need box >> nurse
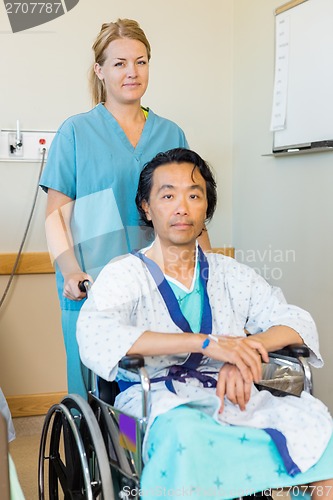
[40,19,210,398]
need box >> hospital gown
[77,248,333,497]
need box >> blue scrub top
[40,104,189,310]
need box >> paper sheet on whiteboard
[270,16,290,131]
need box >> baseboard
[0,252,54,275]
[6,392,67,418]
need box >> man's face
[142,162,208,249]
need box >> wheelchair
[38,344,312,500]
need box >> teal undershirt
[166,262,204,333]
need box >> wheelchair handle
[78,280,91,294]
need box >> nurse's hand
[216,363,253,413]
[63,272,93,301]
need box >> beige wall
[0,274,66,394]
[0,0,233,397]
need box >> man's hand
[63,273,93,301]
[201,335,268,386]
[216,363,253,413]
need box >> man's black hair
[135,148,217,228]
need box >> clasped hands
[201,335,269,413]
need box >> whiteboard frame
[275,0,308,16]
[272,0,333,153]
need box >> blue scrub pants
[61,309,88,399]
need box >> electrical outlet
[0,130,56,161]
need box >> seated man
[77,148,333,499]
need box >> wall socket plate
[0,130,56,161]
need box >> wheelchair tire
[38,394,114,499]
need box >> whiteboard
[272,0,333,150]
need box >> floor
[9,416,44,500]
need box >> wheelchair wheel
[38,394,114,499]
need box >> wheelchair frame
[38,345,312,500]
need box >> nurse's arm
[45,188,92,300]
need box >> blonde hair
[89,19,151,106]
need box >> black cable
[0,148,47,310]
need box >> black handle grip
[273,343,310,358]
[78,280,90,293]
[119,354,145,370]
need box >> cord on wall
[0,148,47,310]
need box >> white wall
[0,0,233,395]
[233,0,333,411]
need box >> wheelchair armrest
[272,343,310,359]
[119,354,151,421]
[119,354,145,370]
[95,355,151,420]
